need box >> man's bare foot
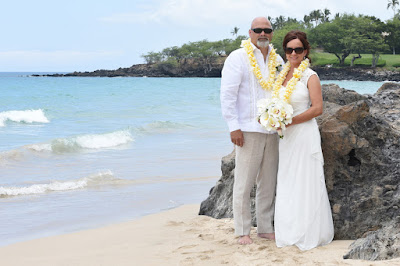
[257,233,275,240]
[238,235,253,245]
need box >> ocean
[0,72,385,246]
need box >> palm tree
[309,10,323,27]
[275,15,286,30]
[322,8,331,22]
[387,0,400,18]
[231,27,240,38]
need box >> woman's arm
[288,74,323,126]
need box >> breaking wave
[27,129,134,153]
[0,170,125,197]
[0,109,49,127]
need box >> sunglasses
[285,47,305,54]
[252,28,273,34]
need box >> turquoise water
[0,73,384,246]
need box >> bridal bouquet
[256,97,293,138]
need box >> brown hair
[282,30,311,61]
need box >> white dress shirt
[220,43,284,133]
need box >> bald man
[220,17,284,244]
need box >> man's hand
[230,129,244,147]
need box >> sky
[0,0,395,72]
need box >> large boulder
[343,217,400,261]
[318,84,400,240]
[198,151,236,219]
[199,82,400,260]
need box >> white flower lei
[241,39,279,91]
[272,58,310,103]
[257,58,310,138]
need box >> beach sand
[1,204,399,266]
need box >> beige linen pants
[233,132,279,236]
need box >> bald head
[251,17,271,29]
[249,17,273,49]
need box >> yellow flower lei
[241,39,278,91]
[272,58,310,103]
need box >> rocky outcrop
[317,84,400,240]
[35,61,224,78]
[199,82,400,260]
[314,67,400,81]
[368,82,400,130]
[343,218,400,261]
[35,63,400,81]
[198,151,236,219]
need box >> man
[220,17,284,245]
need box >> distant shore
[33,64,400,81]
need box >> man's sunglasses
[252,28,273,34]
[285,47,305,54]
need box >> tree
[162,46,182,63]
[384,18,400,54]
[310,15,354,65]
[273,15,286,30]
[231,27,240,38]
[387,0,400,18]
[311,14,389,67]
[303,15,312,28]
[141,51,163,64]
[322,8,331,22]
[224,35,247,55]
[357,15,389,67]
[309,9,323,27]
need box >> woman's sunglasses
[252,28,273,34]
[285,47,305,54]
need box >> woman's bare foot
[238,235,253,244]
[257,233,275,240]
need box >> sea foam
[0,109,49,127]
[27,129,134,153]
[0,170,120,197]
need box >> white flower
[268,105,281,118]
[259,112,270,128]
[256,98,271,116]
[256,97,294,138]
[267,116,281,130]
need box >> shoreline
[1,204,399,265]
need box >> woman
[273,30,334,250]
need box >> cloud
[99,0,291,27]
[100,0,392,27]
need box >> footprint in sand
[166,220,185,226]
[175,244,198,250]
[184,228,199,233]
[198,254,211,260]
[258,245,268,251]
[181,249,215,255]
[198,233,214,240]
[218,239,230,245]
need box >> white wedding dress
[274,68,334,250]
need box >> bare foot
[257,233,275,240]
[238,235,253,245]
